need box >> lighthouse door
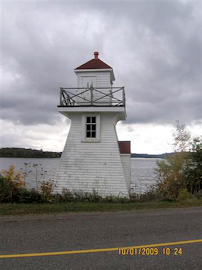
[80,76,97,104]
[82,76,96,88]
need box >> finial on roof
[94,52,99,59]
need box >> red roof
[75,52,112,70]
[118,141,131,154]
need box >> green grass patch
[0,198,202,216]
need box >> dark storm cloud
[1,0,201,126]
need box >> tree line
[0,148,62,158]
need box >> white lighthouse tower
[55,52,131,197]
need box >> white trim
[58,107,125,113]
[74,69,113,73]
[81,114,100,142]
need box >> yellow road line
[0,239,201,259]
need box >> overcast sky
[1,0,201,154]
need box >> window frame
[82,114,100,142]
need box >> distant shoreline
[131,153,170,159]
[0,148,61,158]
[0,147,171,159]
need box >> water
[0,158,60,190]
[131,158,158,194]
[0,157,160,194]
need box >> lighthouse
[55,52,131,197]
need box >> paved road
[0,207,201,270]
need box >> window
[82,114,100,142]
[86,116,96,138]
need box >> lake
[0,157,160,194]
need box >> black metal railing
[59,87,125,107]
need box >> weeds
[1,164,201,205]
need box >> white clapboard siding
[77,72,111,88]
[120,154,131,193]
[55,112,129,197]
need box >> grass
[0,198,202,216]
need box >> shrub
[0,165,27,203]
[40,180,54,203]
[16,188,42,203]
[1,164,25,188]
[0,174,16,202]
[178,189,191,200]
[61,188,75,202]
[184,138,202,194]
[154,152,189,199]
[154,122,202,200]
[193,190,202,199]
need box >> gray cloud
[1,0,201,127]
